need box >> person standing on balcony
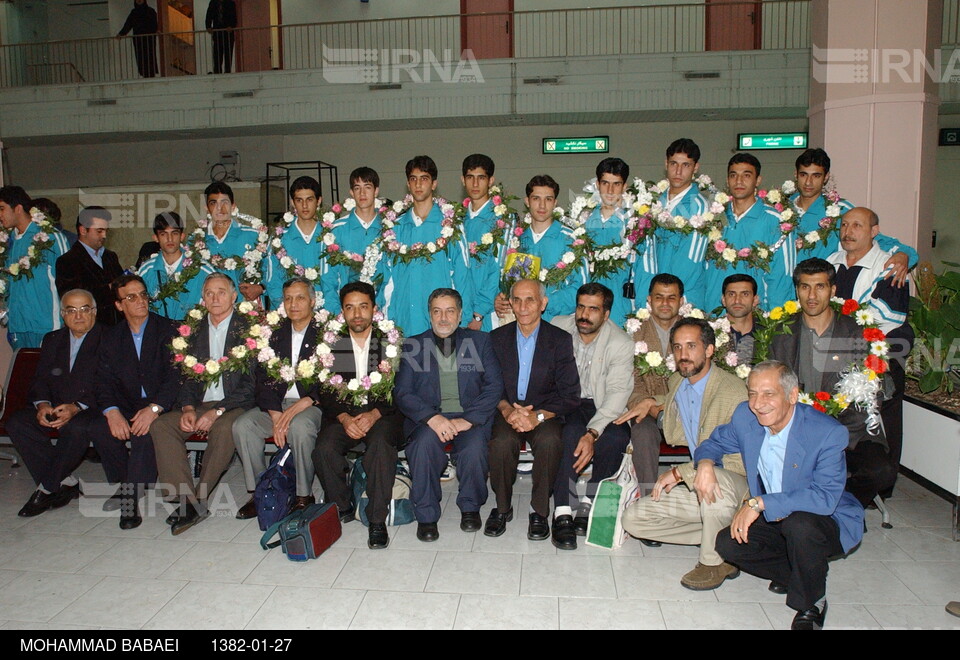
[206,0,238,75]
[117,0,158,79]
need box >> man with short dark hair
[721,274,760,366]
[698,361,865,630]
[150,272,256,535]
[0,185,70,349]
[313,281,405,550]
[9,289,102,517]
[395,287,503,542]
[550,283,633,549]
[377,156,474,336]
[770,258,896,507]
[620,317,748,590]
[201,181,265,302]
[461,154,508,331]
[234,277,325,519]
[92,274,179,529]
[56,206,125,327]
[322,167,385,315]
[264,177,325,310]
[139,212,215,320]
[487,279,580,540]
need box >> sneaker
[440,459,456,482]
[680,562,740,591]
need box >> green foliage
[908,262,960,394]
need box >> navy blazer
[394,328,503,438]
[54,241,124,327]
[317,333,397,419]
[694,400,865,553]
[95,313,180,417]
[255,319,323,412]
[490,320,580,417]
[177,311,256,411]
[27,324,105,410]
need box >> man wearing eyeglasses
[9,289,104,517]
[89,275,180,529]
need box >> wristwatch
[215,407,225,417]
[473,313,483,322]
[536,412,546,424]
[747,497,762,513]
[150,404,162,414]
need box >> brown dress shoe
[291,495,316,512]
[235,497,257,520]
[680,562,741,591]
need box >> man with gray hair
[233,277,325,520]
[395,287,503,542]
[10,289,103,517]
[694,360,864,630]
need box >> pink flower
[758,190,767,199]
[332,203,342,214]
[493,195,502,205]
[513,227,524,237]
[462,198,471,207]
[555,261,566,269]
[572,239,585,246]
[713,240,727,252]
[738,247,752,258]
[774,203,784,212]
[379,360,392,373]
[361,375,372,389]
[192,364,205,374]
[174,354,185,363]
[327,244,340,252]
[245,338,257,350]
[351,254,364,263]
[780,223,793,232]
[330,374,343,386]
[819,218,834,229]
[496,220,506,228]
[469,243,478,254]
[178,325,191,337]
[219,356,229,363]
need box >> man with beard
[620,318,748,590]
[720,274,760,365]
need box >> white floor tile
[143,581,275,629]
[243,546,354,588]
[559,598,665,630]
[611,556,719,601]
[883,560,960,606]
[426,551,521,596]
[760,602,882,630]
[520,554,617,599]
[660,601,773,630]
[866,604,960,630]
[246,587,365,630]
[0,572,103,622]
[158,541,269,583]
[455,595,558,630]
[826,560,923,605]
[332,549,436,592]
[49,576,186,628]
[0,534,118,573]
[78,538,194,579]
[350,591,460,630]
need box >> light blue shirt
[677,365,711,452]
[80,241,105,268]
[758,409,796,495]
[131,316,148,398]
[68,332,86,372]
[204,311,233,402]
[516,322,540,402]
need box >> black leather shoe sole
[527,514,550,541]
[368,524,389,549]
[639,538,662,548]
[483,508,514,537]
[460,512,482,532]
[416,523,439,542]
[791,602,827,630]
[171,509,210,536]
[119,514,143,530]
[551,516,577,550]
[769,581,788,595]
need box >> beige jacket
[626,318,672,409]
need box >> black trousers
[211,31,235,73]
[312,413,401,525]
[716,511,844,612]
[846,440,897,507]
[88,413,158,491]
[489,415,563,517]
[554,399,630,509]
[629,415,664,497]
[879,358,906,495]
[132,34,157,78]
[8,407,96,492]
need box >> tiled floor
[0,456,958,630]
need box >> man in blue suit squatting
[692,360,864,631]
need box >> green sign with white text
[737,133,808,150]
[543,137,610,154]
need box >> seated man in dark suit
[395,287,503,543]
[696,361,865,630]
[234,276,325,519]
[55,206,124,327]
[770,258,896,506]
[313,281,405,550]
[487,279,580,541]
[151,272,256,535]
[10,289,103,517]
[91,275,179,529]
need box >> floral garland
[186,210,270,283]
[506,208,590,288]
[704,187,801,272]
[754,297,889,431]
[170,301,263,385]
[793,184,847,252]
[317,198,385,283]
[0,208,60,298]
[454,184,517,261]
[380,196,462,265]
[569,179,655,282]
[314,310,403,407]
[624,304,750,380]
[635,174,727,237]
[271,210,324,285]
[151,251,207,304]
[253,308,327,387]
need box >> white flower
[347,378,360,391]
[674,217,687,229]
[736,364,752,380]
[782,180,797,194]
[766,190,782,204]
[635,308,651,321]
[707,228,723,243]
[323,233,335,246]
[714,192,730,205]
[223,258,237,271]
[715,331,729,347]
[646,351,663,367]
[625,319,641,335]
[855,309,875,325]
[322,212,336,224]
[804,231,821,244]
[304,267,319,280]
[369,372,383,385]
[283,212,295,223]
[561,252,575,265]
[634,340,648,354]
[343,198,357,211]
[392,201,405,213]
[280,256,293,268]
[385,345,398,358]
[266,311,281,325]
[316,343,331,355]
[688,309,705,319]
[538,270,547,282]
[440,226,454,238]
[172,337,187,351]
[318,369,330,382]
[724,351,738,367]
[268,357,281,369]
[296,360,316,378]
[826,205,841,218]
[426,242,437,253]
[205,359,221,375]
[722,248,737,263]
[184,356,198,368]
[257,347,276,363]
[279,364,295,382]
[780,211,793,222]
[656,180,670,193]
[481,233,494,245]
[27,246,36,257]
[494,204,507,216]
[231,346,248,358]
[200,249,211,260]
[189,309,203,320]
[758,247,769,259]
[399,245,408,255]
[798,392,814,405]
[870,341,889,357]
[272,238,283,249]
[238,301,254,314]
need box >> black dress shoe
[416,522,439,542]
[769,581,789,595]
[119,498,142,530]
[102,486,126,512]
[338,505,356,525]
[460,511,482,532]
[639,538,662,548]
[58,483,83,503]
[573,502,591,536]
[791,602,827,630]
[164,501,183,526]
[483,508,513,537]
[235,497,257,520]
[551,515,578,550]
[368,523,389,549]
[18,489,61,517]
[527,512,550,541]
[170,503,210,536]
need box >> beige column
[809,0,942,261]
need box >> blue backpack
[254,446,297,531]
[349,456,415,527]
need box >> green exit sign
[543,137,610,154]
[737,132,808,150]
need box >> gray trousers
[233,401,322,497]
